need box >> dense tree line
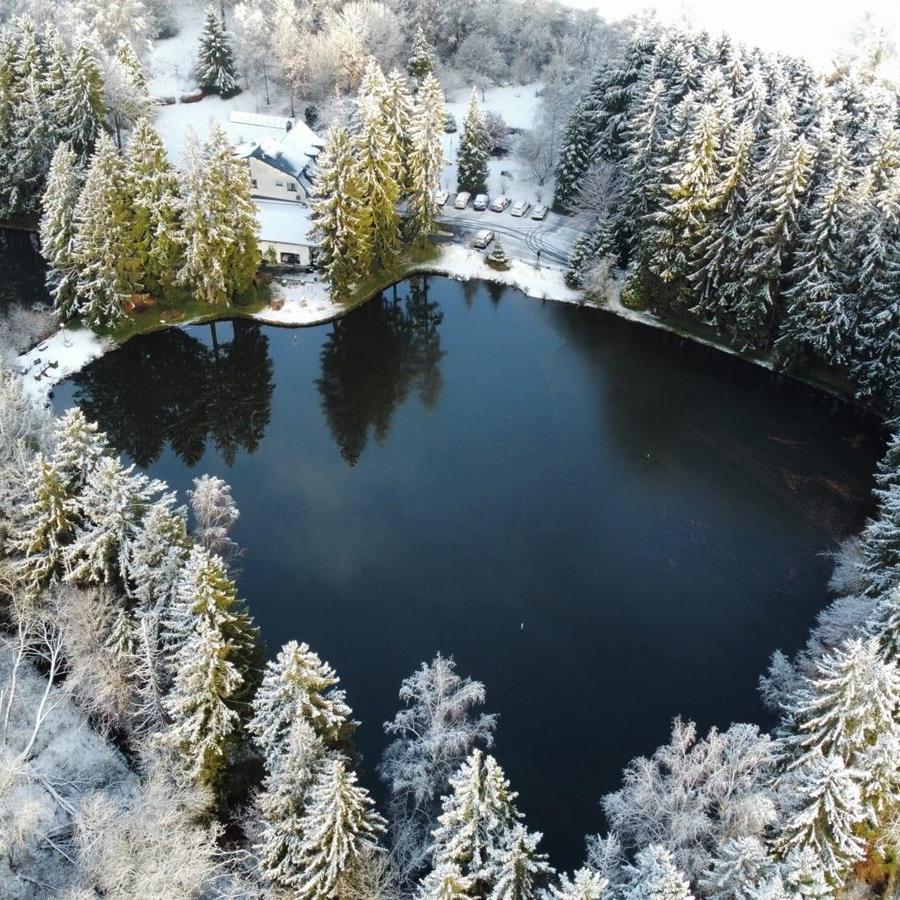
[312,59,444,300]
[40,118,259,330]
[560,26,900,407]
[0,18,150,219]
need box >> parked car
[433,189,449,207]
[490,195,511,212]
[454,192,471,210]
[473,229,494,249]
[473,193,490,211]
[511,200,532,217]
[530,204,548,220]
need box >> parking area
[436,199,582,267]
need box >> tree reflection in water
[69,319,274,467]
[316,275,445,465]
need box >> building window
[251,179,258,188]
[275,181,284,187]
[287,182,297,192]
[280,252,301,265]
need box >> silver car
[473,193,490,211]
[530,204,548,220]
[490,196,511,212]
[473,229,494,249]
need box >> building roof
[230,110,294,131]
[255,200,316,247]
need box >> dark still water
[53,276,883,868]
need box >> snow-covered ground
[17,326,112,403]
[439,83,553,204]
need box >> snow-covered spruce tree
[178,125,260,305]
[11,75,57,216]
[385,68,414,191]
[355,59,401,272]
[457,89,489,194]
[778,846,830,899]
[163,544,259,691]
[71,133,136,330]
[408,25,437,81]
[622,844,694,900]
[408,73,446,244]
[52,406,108,491]
[698,836,774,900]
[248,639,356,760]
[196,6,239,97]
[63,454,166,585]
[8,453,74,596]
[40,144,82,319]
[781,636,900,781]
[125,117,183,296]
[60,39,108,164]
[288,756,386,898]
[428,749,522,893]
[312,124,372,300]
[107,39,154,147]
[554,99,595,210]
[160,611,244,788]
[773,750,867,884]
[484,824,552,900]
[547,867,609,900]
[775,136,857,368]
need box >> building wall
[260,239,312,268]
[247,158,310,201]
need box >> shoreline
[15,244,878,418]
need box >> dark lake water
[52,275,884,868]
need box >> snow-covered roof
[251,120,324,180]
[230,111,295,132]
[256,200,316,247]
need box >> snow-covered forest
[561,25,900,406]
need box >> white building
[230,111,324,202]
[256,200,316,268]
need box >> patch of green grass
[98,281,272,344]
[339,243,441,311]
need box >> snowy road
[437,206,582,267]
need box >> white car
[433,189,449,207]
[530,204,548,220]
[473,229,494,249]
[473,193,490,211]
[454,192,471,210]
[511,200,532,217]
[490,196,511,212]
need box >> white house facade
[256,200,316,268]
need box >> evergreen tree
[196,6,239,96]
[63,454,165,585]
[485,825,552,900]
[126,117,183,294]
[783,637,899,776]
[40,143,82,318]
[12,75,56,214]
[385,68,414,190]
[774,751,867,883]
[419,863,477,899]
[622,845,694,900]
[9,453,74,595]
[178,125,259,305]
[408,25,437,81]
[248,639,355,762]
[408,73,446,244]
[71,133,135,329]
[778,847,831,899]
[431,749,522,891]
[554,99,594,209]
[61,40,108,164]
[161,613,243,786]
[698,837,773,900]
[355,60,401,272]
[52,407,108,490]
[457,89,489,194]
[312,124,372,300]
[776,137,858,367]
[293,756,386,898]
